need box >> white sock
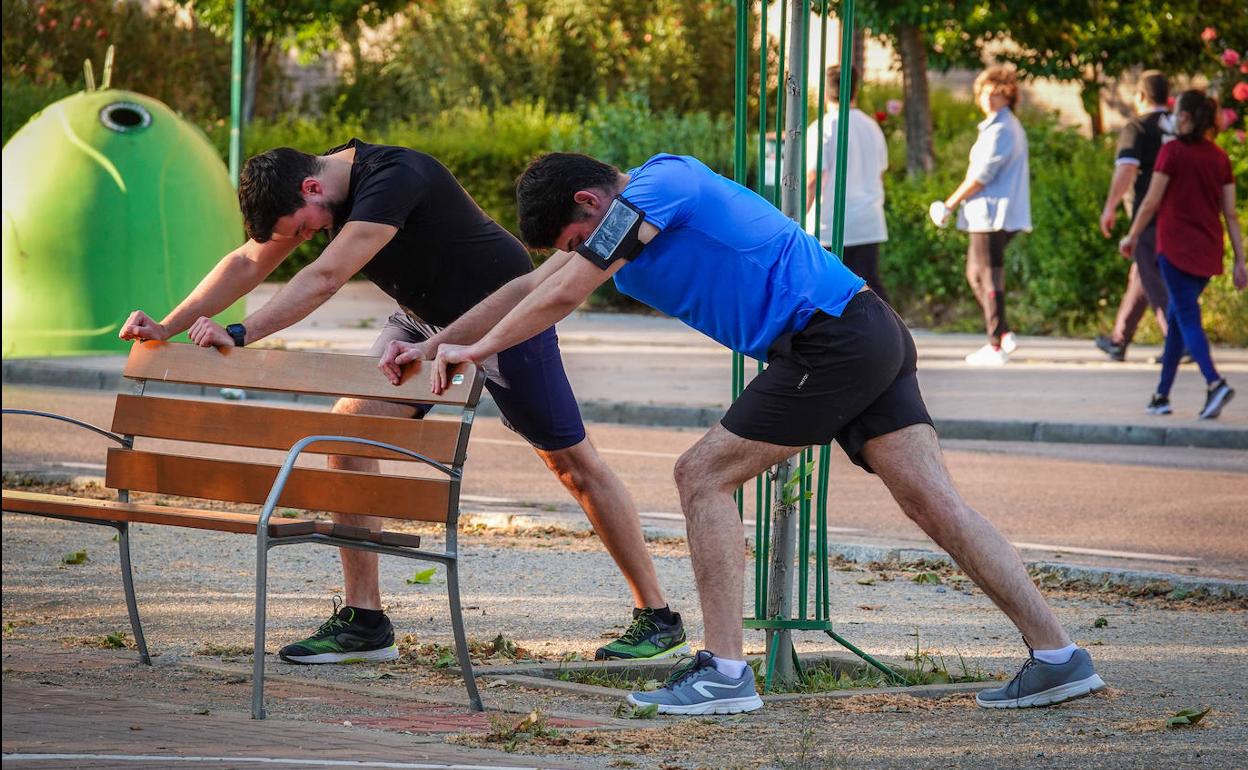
[1033,644,1078,665]
[712,656,749,678]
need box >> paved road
[5,385,1246,580]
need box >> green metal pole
[827,0,854,257]
[228,0,246,188]
[771,0,787,204]
[812,2,829,242]
[733,0,750,519]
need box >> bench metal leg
[115,523,151,665]
[251,535,270,720]
[446,559,482,712]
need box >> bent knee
[673,450,734,501]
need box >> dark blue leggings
[1157,255,1219,396]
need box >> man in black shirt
[120,141,688,664]
[1096,71,1175,361]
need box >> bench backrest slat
[105,448,451,522]
[124,341,479,406]
[111,395,461,464]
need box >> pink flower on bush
[1201,27,1217,42]
[1237,130,1246,143]
[1221,108,1239,129]
[1234,82,1248,102]
[886,99,903,116]
[1223,49,1241,67]
[1242,63,1248,74]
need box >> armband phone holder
[576,196,646,269]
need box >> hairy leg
[326,397,418,610]
[674,425,801,659]
[534,438,665,608]
[862,424,1070,649]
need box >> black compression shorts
[720,290,933,473]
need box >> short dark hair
[238,147,322,242]
[1175,89,1219,143]
[825,65,860,102]
[516,153,620,248]
[1138,70,1169,106]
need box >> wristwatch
[226,323,247,347]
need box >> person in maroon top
[1121,90,1247,419]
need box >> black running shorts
[720,290,933,473]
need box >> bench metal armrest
[257,434,459,530]
[1,409,131,448]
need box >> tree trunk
[1081,79,1104,137]
[896,23,934,177]
[243,38,264,121]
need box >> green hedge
[5,76,1244,342]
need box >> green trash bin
[2,89,243,358]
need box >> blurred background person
[939,65,1031,366]
[1096,70,1175,362]
[805,65,891,305]
[1121,90,1247,419]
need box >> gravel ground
[3,505,1246,769]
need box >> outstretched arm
[120,237,294,341]
[426,221,660,393]
[1099,162,1139,238]
[1222,182,1247,290]
[428,253,621,392]
[379,249,577,383]
[1120,171,1169,257]
[182,221,396,348]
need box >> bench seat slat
[123,341,479,406]
[111,395,461,463]
[105,449,452,522]
[2,490,317,536]
[3,491,424,548]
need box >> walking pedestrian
[1121,91,1247,419]
[1096,70,1175,361]
[804,65,892,304]
[937,66,1031,366]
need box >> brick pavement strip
[1,683,588,769]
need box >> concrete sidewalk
[4,282,1246,448]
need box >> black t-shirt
[1115,110,1175,219]
[324,139,533,327]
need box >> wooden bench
[2,340,484,718]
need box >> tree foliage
[334,0,740,122]
[2,0,231,118]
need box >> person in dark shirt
[1096,71,1175,361]
[119,141,689,664]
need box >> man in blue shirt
[390,152,1106,715]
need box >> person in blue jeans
[406,151,1108,716]
[1121,90,1247,419]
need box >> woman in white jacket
[940,66,1031,366]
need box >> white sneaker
[1000,332,1018,354]
[965,344,1008,366]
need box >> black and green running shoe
[278,598,399,665]
[595,607,690,661]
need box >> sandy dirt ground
[3,499,1246,769]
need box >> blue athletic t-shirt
[614,154,865,362]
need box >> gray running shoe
[626,650,763,715]
[977,648,1106,709]
[1198,379,1234,420]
